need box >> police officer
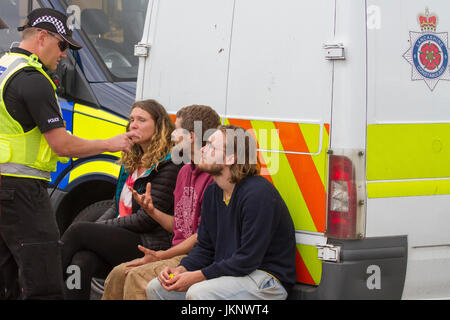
[0,8,140,299]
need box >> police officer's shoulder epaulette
[27,54,42,70]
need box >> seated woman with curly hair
[60,99,182,300]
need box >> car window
[65,0,149,80]
[0,0,40,56]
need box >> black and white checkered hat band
[32,16,66,35]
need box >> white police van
[135,0,450,299]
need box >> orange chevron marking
[325,123,330,136]
[273,122,326,232]
[296,247,315,285]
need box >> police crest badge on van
[403,8,450,91]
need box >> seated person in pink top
[102,105,221,300]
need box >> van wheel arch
[55,178,116,234]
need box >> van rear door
[222,1,335,286]
[137,0,336,286]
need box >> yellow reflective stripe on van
[69,160,121,183]
[367,123,450,181]
[367,179,450,198]
[73,104,127,158]
[296,244,322,285]
[300,123,327,187]
[74,104,128,126]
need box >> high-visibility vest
[0,52,68,181]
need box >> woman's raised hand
[129,182,155,216]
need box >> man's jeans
[146,269,288,300]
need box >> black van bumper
[290,235,408,300]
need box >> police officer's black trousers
[0,175,64,300]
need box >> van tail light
[327,155,358,239]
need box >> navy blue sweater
[180,175,297,292]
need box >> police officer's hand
[107,131,141,153]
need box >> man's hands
[158,266,206,292]
[130,182,155,216]
[124,245,162,275]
